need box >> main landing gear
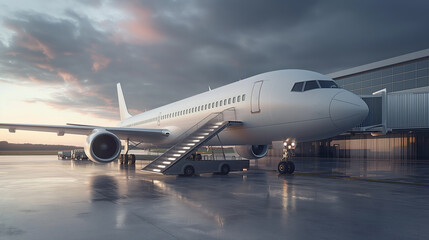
[119,139,139,165]
[278,140,296,174]
[119,154,136,165]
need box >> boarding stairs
[143,108,242,174]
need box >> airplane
[0,69,368,174]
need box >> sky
[1,0,429,146]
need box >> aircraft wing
[0,123,170,142]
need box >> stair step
[142,120,242,173]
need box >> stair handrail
[170,107,236,147]
[144,107,236,170]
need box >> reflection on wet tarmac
[91,175,119,202]
[1,155,429,239]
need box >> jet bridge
[143,109,249,176]
[352,89,429,134]
[352,89,387,134]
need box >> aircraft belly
[204,117,339,146]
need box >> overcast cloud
[1,0,429,120]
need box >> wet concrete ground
[1,156,429,240]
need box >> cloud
[5,22,55,59]
[91,53,110,72]
[1,0,429,122]
[89,44,110,72]
[108,1,164,45]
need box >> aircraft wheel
[183,165,195,176]
[278,161,295,174]
[220,164,230,175]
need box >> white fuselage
[117,70,368,147]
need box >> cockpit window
[318,80,338,88]
[304,80,319,91]
[291,82,304,92]
[291,80,340,92]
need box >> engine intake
[85,129,121,163]
[234,145,269,159]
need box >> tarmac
[1,155,429,240]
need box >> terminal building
[297,48,429,160]
[258,48,429,168]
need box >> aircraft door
[251,81,263,113]
[157,112,161,126]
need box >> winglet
[117,83,132,121]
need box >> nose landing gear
[278,140,296,174]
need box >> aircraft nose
[330,91,369,130]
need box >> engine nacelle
[234,145,269,159]
[84,129,122,163]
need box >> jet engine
[84,129,122,163]
[234,145,269,159]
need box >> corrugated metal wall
[388,93,429,128]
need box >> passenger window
[304,80,319,91]
[220,100,223,106]
[318,80,339,88]
[205,104,207,110]
[228,98,231,104]
[233,97,236,103]
[237,95,241,102]
[242,94,246,101]
[212,102,214,108]
[216,101,218,107]
[224,99,227,105]
[291,82,304,92]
